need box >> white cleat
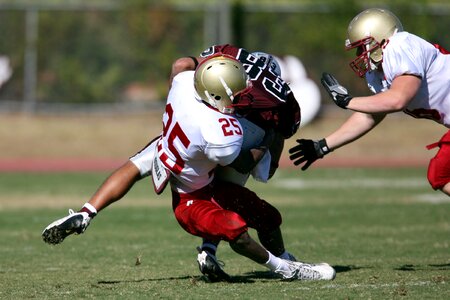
[276,260,336,281]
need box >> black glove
[288,139,331,170]
[321,72,353,109]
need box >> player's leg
[213,180,295,258]
[173,191,335,281]
[441,183,450,196]
[196,239,229,282]
[257,227,296,261]
[42,160,141,244]
[427,133,450,196]
[230,231,335,280]
[173,190,243,282]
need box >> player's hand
[321,73,353,109]
[288,139,331,170]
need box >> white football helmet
[252,51,282,77]
[345,8,403,77]
[194,54,250,114]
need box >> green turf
[0,168,448,299]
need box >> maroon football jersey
[200,44,301,138]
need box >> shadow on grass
[96,273,272,285]
[333,265,367,273]
[96,265,369,285]
[394,263,450,271]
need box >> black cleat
[42,209,91,245]
[196,247,231,282]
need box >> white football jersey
[215,117,266,186]
[366,31,450,128]
[157,71,243,193]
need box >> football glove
[289,139,331,170]
[321,73,353,109]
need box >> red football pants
[427,130,450,190]
[172,180,282,241]
[172,185,248,242]
[212,180,282,233]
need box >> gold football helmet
[194,54,250,114]
[345,8,403,77]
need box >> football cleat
[42,209,92,245]
[196,247,231,282]
[276,260,336,281]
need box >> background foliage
[0,0,449,109]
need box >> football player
[289,8,450,197]
[170,45,304,281]
[42,54,335,281]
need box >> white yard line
[273,178,428,189]
[273,178,450,203]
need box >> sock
[264,251,284,272]
[279,250,296,261]
[201,242,217,256]
[79,202,97,217]
[265,251,296,279]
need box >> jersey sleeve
[202,114,243,166]
[383,33,425,83]
[205,141,242,166]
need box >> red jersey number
[219,118,243,136]
[162,104,190,174]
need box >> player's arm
[347,75,421,113]
[325,111,386,151]
[229,129,275,174]
[169,56,207,86]
[289,112,385,170]
[268,131,284,178]
[322,72,421,113]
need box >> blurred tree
[0,0,448,109]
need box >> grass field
[0,167,448,299]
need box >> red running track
[0,157,428,172]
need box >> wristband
[340,95,353,109]
[318,139,331,155]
